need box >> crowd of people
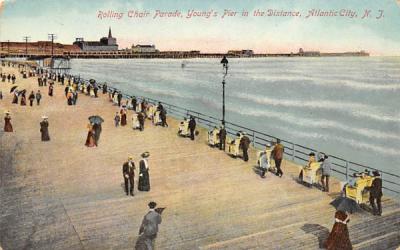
[0,60,387,250]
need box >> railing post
[345,161,349,181]
[252,131,255,146]
[292,143,295,161]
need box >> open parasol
[330,196,362,214]
[155,207,166,214]
[10,86,18,93]
[88,115,104,124]
[18,89,26,96]
[89,79,96,84]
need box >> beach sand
[0,65,399,249]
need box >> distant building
[131,44,157,53]
[73,27,118,51]
[298,48,320,57]
[227,50,254,57]
[0,41,80,55]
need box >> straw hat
[141,151,150,158]
[128,156,133,160]
[4,110,10,114]
[41,115,48,119]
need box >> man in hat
[117,92,123,107]
[122,156,135,196]
[366,171,383,216]
[138,152,151,191]
[138,112,145,131]
[28,91,35,106]
[35,90,42,105]
[188,116,196,140]
[271,139,284,177]
[239,132,251,162]
[40,116,50,141]
[320,153,331,192]
[218,125,226,151]
[136,201,162,250]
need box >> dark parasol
[155,207,166,214]
[18,89,26,96]
[88,115,104,124]
[330,196,362,214]
[10,86,18,93]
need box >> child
[114,112,120,127]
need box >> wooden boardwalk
[0,66,399,250]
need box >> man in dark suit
[218,125,226,150]
[367,170,383,216]
[138,112,145,131]
[240,133,251,162]
[188,116,196,140]
[137,201,162,250]
[122,156,135,196]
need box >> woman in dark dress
[12,91,18,104]
[85,123,96,147]
[138,152,150,191]
[4,111,13,132]
[20,93,26,106]
[48,84,54,96]
[324,210,352,250]
[120,108,127,126]
[40,116,50,141]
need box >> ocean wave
[283,128,400,157]
[233,93,400,123]
[231,107,400,141]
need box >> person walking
[11,74,16,84]
[320,154,331,192]
[84,123,97,147]
[131,96,137,111]
[324,211,352,250]
[122,156,135,196]
[28,91,35,106]
[4,111,13,132]
[114,112,120,127]
[188,116,196,140]
[366,170,383,216]
[102,83,107,94]
[138,112,145,131]
[20,93,27,106]
[136,201,162,250]
[35,90,42,105]
[160,109,168,127]
[260,143,272,178]
[240,133,251,162]
[93,123,102,146]
[117,92,122,107]
[271,139,284,177]
[218,125,226,151]
[40,116,50,141]
[48,84,54,96]
[138,152,151,191]
[120,108,127,126]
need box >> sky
[0,0,400,55]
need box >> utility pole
[48,34,57,57]
[23,36,30,56]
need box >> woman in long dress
[20,93,26,106]
[4,112,13,132]
[120,108,127,126]
[40,116,50,141]
[85,123,96,147]
[12,91,18,104]
[324,210,352,250]
[138,152,150,191]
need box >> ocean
[69,57,400,183]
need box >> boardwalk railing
[57,74,400,199]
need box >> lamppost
[220,56,229,125]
